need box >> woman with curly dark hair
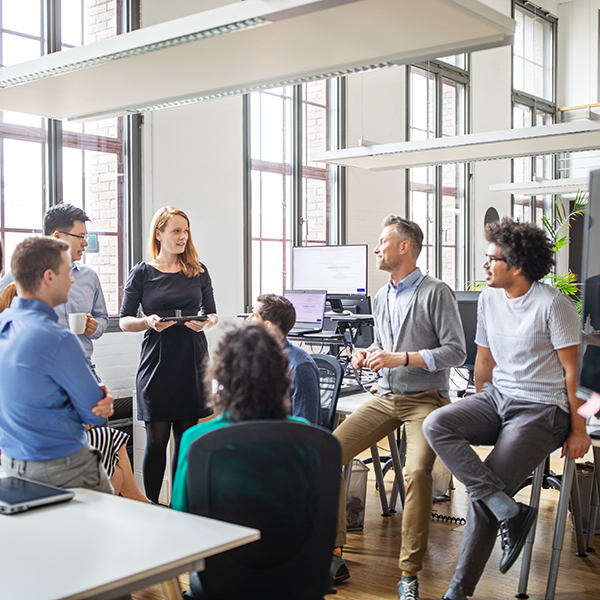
[170,323,310,512]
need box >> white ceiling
[0,0,514,121]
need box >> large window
[511,0,556,226]
[0,0,135,316]
[246,79,343,302]
[407,60,468,290]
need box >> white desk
[336,391,371,417]
[0,488,260,600]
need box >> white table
[336,391,371,418]
[0,488,260,600]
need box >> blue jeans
[422,383,570,597]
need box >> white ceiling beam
[0,0,514,121]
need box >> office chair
[185,420,341,600]
[311,354,343,431]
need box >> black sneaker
[498,503,538,574]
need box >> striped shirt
[476,282,580,412]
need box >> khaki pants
[334,389,448,572]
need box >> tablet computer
[159,316,208,323]
[0,477,75,515]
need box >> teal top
[171,413,310,512]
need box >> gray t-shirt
[476,282,580,412]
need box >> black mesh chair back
[311,354,343,431]
[186,420,341,600]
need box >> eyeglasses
[484,254,506,265]
[58,231,89,242]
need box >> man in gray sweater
[333,216,466,600]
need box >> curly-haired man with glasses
[423,217,590,600]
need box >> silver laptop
[284,289,327,335]
[0,476,74,515]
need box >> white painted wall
[346,66,407,294]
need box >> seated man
[423,218,591,600]
[248,294,321,425]
[0,236,114,491]
[337,216,466,598]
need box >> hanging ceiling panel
[0,0,514,121]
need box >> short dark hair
[382,215,423,258]
[11,236,70,294]
[256,293,296,336]
[206,324,291,422]
[485,217,555,283]
[43,204,90,236]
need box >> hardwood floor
[132,453,600,600]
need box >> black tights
[143,419,197,504]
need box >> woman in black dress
[119,206,218,503]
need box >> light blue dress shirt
[386,267,436,373]
[0,262,108,359]
[0,298,105,461]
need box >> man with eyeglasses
[423,217,590,600]
[0,204,108,375]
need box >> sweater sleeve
[425,284,467,370]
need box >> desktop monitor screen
[454,291,480,370]
[291,245,368,297]
[578,168,600,401]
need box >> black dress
[120,262,216,422]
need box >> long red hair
[148,206,204,278]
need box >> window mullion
[291,84,303,248]
[434,72,443,278]
[46,0,62,208]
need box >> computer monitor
[291,245,368,297]
[455,291,480,370]
[577,168,600,402]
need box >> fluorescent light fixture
[489,177,589,196]
[313,119,600,170]
[0,0,514,121]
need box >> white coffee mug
[69,313,87,335]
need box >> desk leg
[162,577,184,600]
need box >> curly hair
[485,217,554,283]
[206,324,291,422]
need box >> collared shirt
[0,298,105,461]
[284,338,321,425]
[0,262,108,359]
[385,267,436,376]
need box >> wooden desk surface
[0,488,259,600]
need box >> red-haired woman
[120,206,218,503]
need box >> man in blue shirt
[0,236,114,491]
[0,204,108,368]
[248,294,321,425]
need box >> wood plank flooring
[132,452,600,600]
